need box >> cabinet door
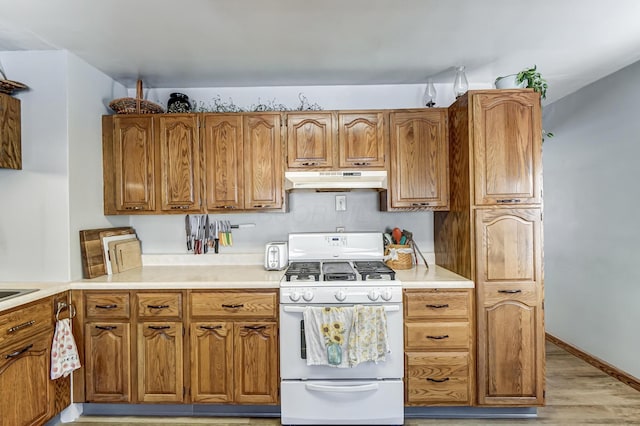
[0,331,51,426]
[233,322,278,404]
[338,112,385,168]
[286,112,334,168]
[389,110,448,208]
[243,114,283,210]
[0,93,21,170]
[157,115,201,212]
[136,321,184,403]
[84,322,131,402]
[472,92,542,205]
[202,114,244,210]
[475,208,544,405]
[190,322,233,403]
[112,116,155,212]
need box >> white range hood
[284,170,387,190]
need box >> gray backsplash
[130,191,433,254]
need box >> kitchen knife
[203,215,209,253]
[214,220,220,253]
[185,215,192,251]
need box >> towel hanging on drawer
[50,318,80,379]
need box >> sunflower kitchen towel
[303,306,354,368]
[50,318,81,379]
[347,305,390,367]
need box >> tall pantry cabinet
[434,90,545,406]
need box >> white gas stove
[279,232,403,305]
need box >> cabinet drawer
[482,283,538,306]
[405,291,470,319]
[405,322,470,350]
[137,292,182,319]
[190,291,277,319]
[406,351,470,404]
[0,298,52,347]
[85,293,130,319]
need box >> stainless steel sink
[0,289,38,302]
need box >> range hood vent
[284,170,388,191]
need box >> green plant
[516,65,548,100]
[517,65,554,141]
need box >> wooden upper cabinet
[156,115,201,212]
[286,112,335,169]
[243,113,283,210]
[388,110,449,209]
[338,112,386,168]
[0,93,21,170]
[110,116,156,212]
[472,92,542,205]
[202,114,244,211]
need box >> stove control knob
[381,289,393,301]
[302,290,314,302]
[289,291,301,302]
[334,290,347,302]
[368,290,380,301]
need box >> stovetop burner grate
[353,261,396,281]
[284,261,321,282]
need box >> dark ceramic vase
[167,92,191,113]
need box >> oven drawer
[404,290,471,319]
[191,291,277,319]
[405,322,470,350]
[281,380,404,425]
[405,351,470,404]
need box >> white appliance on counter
[279,232,403,425]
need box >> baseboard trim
[546,333,640,392]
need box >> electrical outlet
[335,195,346,211]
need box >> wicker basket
[384,244,414,270]
[109,80,164,114]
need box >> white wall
[0,50,127,282]
[0,51,70,282]
[67,53,128,280]
[543,59,640,378]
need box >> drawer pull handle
[95,325,117,330]
[412,203,431,206]
[425,304,449,309]
[5,344,33,359]
[426,334,449,340]
[243,325,267,331]
[221,304,244,309]
[427,377,450,383]
[301,162,319,166]
[96,304,118,309]
[199,325,223,330]
[147,304,170,310]
[148,325,171,330]
[497,199,521,203]
[170,206,190,210]
[498,289,522,294]
[352,162,370,166]
[7,320,36,334]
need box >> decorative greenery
[191,93,322,113]
[516,65,548,100]
[516,65,554,141]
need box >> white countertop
[0,262,472,312]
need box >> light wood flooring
[58,341,640,425]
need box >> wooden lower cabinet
[137,321,184,402]
[404,289,474,406]
[0,294,71,426]
[189,290,279,405]
[84,322,131,402]
[0,330,52,426]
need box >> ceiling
[1,0,640,104]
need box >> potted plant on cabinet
[495,65,553,140]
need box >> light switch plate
[335,195,346,211]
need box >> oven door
[279,303,404,379]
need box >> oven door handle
[305,383,379,393]
[283,305,400,313]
